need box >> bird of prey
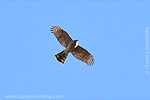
[50,26,95,66]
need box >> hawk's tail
[55,50,68,64]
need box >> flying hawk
[50,26,95,66]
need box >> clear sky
[0,1,150,100]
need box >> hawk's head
[74,40,78,48]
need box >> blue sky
[0,1,150,100]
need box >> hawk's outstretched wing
[71,45,95,66]
[51,26,73,48]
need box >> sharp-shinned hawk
[50,26,95,66]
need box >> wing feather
[71,45,95,66]
[51,26,73,48]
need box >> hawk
[50,26,95,66]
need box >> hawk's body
[51,26,95,66]
[65,40,78,53]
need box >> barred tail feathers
[55,50,68,64]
